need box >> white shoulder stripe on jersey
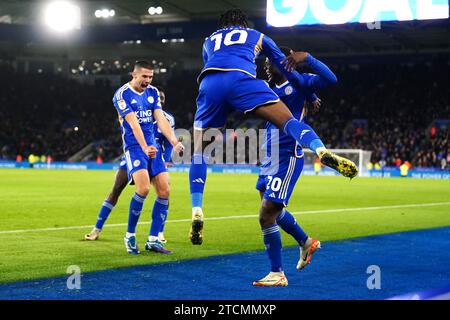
[153,111,176,128]
[115,83,129,101]
[117,83,128,98]
[163,111,175,127]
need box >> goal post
[302,149,373,177]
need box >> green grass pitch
[0,168,449,283]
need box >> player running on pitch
[111,61,183,254]
[84,87,176,245]
[253,47,338,286]
[189,9,357,250]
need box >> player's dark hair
[134,60,153,70]
[219,9,249,28]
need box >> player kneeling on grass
[84,88,176,244]
[85,62,183,255]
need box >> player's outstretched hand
[281,50,309,72]
[312,98,322,113]
[145,145,158,158]
[304,98,322,116]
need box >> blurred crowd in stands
[0,54,449,169]
[0,62,119,163]
[302,55,449,169]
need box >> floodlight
[44,1,81,33]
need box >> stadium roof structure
[0,0,266,25]
[0,0,449,62]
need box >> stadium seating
[0,55,448,169]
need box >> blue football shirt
[113,83,161,151]
[199,26,291,82]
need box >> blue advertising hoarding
[1,161,450,179]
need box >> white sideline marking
[1,202,450,235]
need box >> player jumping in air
[84,87,176,245]
[188,9,357,285]
[111,61,183,254]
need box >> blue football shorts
[119,156,127,171]
[255,155,304,206]
[194,71,280,129]
[122,146,168,182]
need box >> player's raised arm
[262,36,337,91]
[261,35,308,89]
[291,52,337,90]
[279,54,337,92]
[280,51,337,90]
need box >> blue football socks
[127,193,146,234]
[262,224,283,272]
[189,153,208,208]
[150,197,169,237]
[277,209,308,247]
[95,200,114,230]
[283,117,326,154]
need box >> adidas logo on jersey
[192,178,205,184]
[300,130,310,140]
[269,192,276,198]
[131,99,137,104]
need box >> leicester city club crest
[285,86,293,95]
